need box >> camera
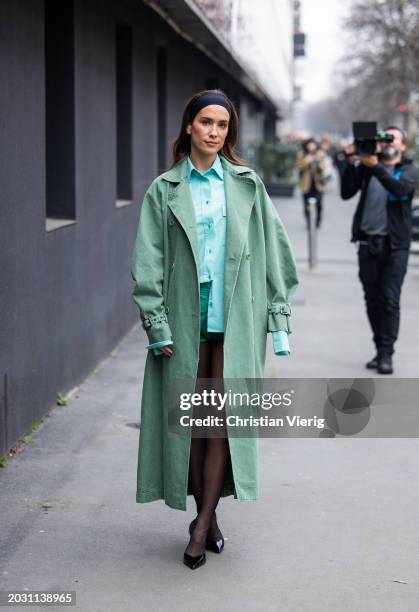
[352,122,394,157]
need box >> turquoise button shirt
[147,153,290,356]
[188,152,226,332]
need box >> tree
[337,0,419,133]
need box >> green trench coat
[131,155,298,511]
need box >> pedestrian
[341,126,419,374]
[297,138,327,228]
[130,89,298,570]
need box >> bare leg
[185,339,229,556]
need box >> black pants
[303,184,323,228]
[358,242,409,357]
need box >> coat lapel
[161,157,200,274]
[161,155,257,330]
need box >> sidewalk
[1,174,419,611]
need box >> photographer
[341,126,419,374]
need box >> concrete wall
[0,0,277,455]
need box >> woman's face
[306,141,317,154]
[187,104,230,155]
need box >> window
[45,0,76,230]
[116,22,133,206]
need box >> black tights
[185,339,231,556]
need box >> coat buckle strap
[142,312,168,330]
[268,303,291,316]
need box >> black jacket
[340,157,419,248]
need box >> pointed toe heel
[205,536,224,554]
[183,552,206,570]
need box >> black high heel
[205,535,225,554]
[188,512,225,554]
[183,551,206,570]
[184,522,208,570]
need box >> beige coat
[297,149,327,193]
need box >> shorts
[200,281,224,343]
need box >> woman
[297,138,327,228]
[130,89,298,570]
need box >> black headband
[188,93,232,123]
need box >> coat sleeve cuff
[147,339,173,356]
[141,312,173,345]
[271,330,290,356]
[267,303,292,334]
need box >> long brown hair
[169,89,248,168]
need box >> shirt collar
[187,153,224,181]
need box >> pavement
[1,173,419,611]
